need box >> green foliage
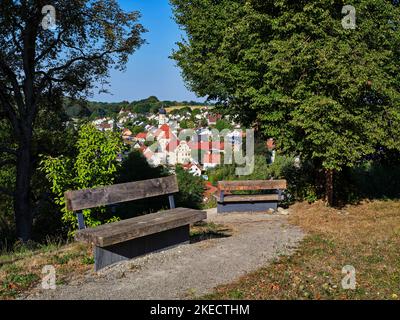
[126,125,145,136]
[215,119,233,132]
[208,154,291,183]
[171,0,400,182]
[202,195,217,210]
[175,166,205,209]
[340,162,400,201]
[41,124,124,234]
[1,272,40,298]
[81,255,95,265]
[180,119,196,129]
[116,150,167,183]
[1,0,147,241]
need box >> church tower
[158,106,167,127]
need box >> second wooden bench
[214,180,287,213]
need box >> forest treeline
[64,95,211,119]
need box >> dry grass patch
[0,242,93,299]
[206,200,400,300]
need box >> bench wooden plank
[214,194,281,203]
[75,207,188,236]
[65,176,179,211]
[75,207,206,247]
[218,180,287,191]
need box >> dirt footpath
[27,209,305,300]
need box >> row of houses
[130,123,230,171]
[93,107,248,180]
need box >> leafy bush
[175,166,204,209]
[41,124,124,234]
[337,162,400,203]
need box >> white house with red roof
[134,132,147,143]
[207,113,222,126]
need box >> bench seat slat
[75,207,188,235]
[75,208,206,247]
[214,194,281,203]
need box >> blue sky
[91,0,203,103]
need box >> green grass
[1,272,40,299]
[0,241,93,300]
[81,255,95,265]
[0,238,64,265]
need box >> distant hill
[165,105,206,113]
[64,96,212,119]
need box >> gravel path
[27,209,304,300]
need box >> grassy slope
[205,200,400,300]
[0,222,228,300]
[2,201,399,300]
[0,242,93,299]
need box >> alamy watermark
[41,265,56,290]
[342,5,357,29]
[341,265,356,290]
[41,5,56,30]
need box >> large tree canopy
[0,0,145,241]
[171,0,400,203]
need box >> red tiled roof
[207,114,222,123]
[135,132,147,140]
[154,124,172,139]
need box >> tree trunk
[325,169,334,207]
[14,137,33,242]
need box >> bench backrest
[218,180,287,192]
[65,175,179,212]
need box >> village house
[174,141,192,165]
[207,113,222,126]
[98,122,112,132]
[134,132,147,143]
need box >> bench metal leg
[94,225,190,271]
[217,202,278,213]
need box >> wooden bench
[214,180,287,213]
[65,175,207,271]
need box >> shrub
[175,166,204,209]
[41,124,124,235]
